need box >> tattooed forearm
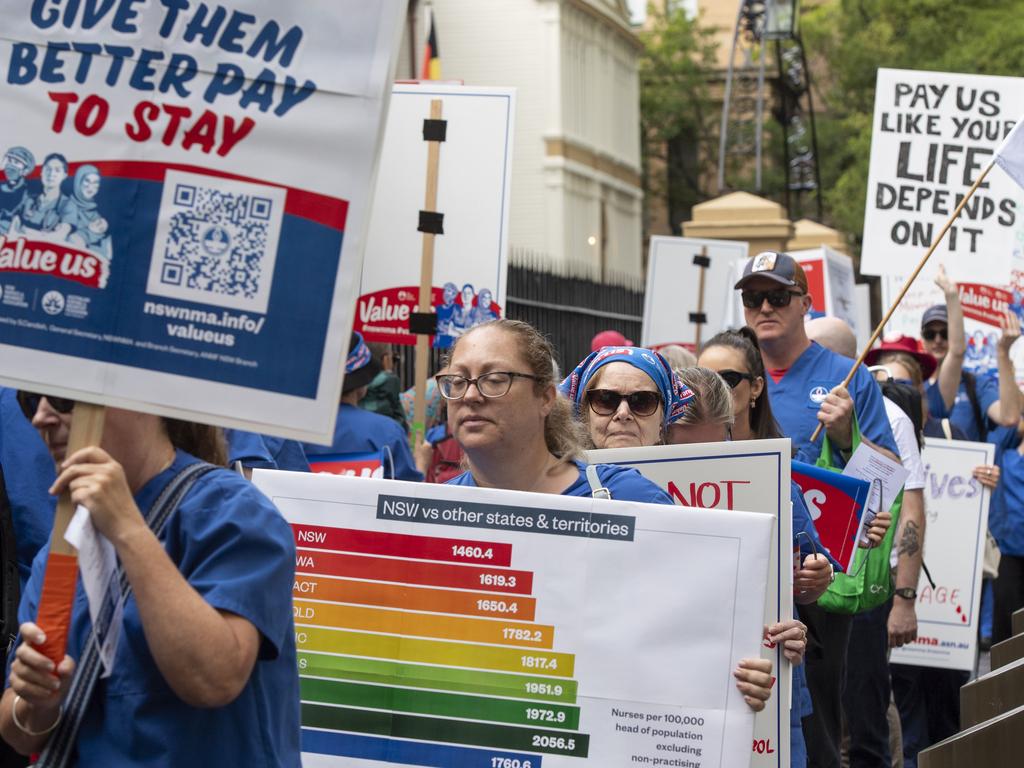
[898,520,921,559]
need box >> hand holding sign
[794,553,833,603]
[5,621,75,753]
[816,385,855,451]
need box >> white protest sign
[882,272,1024,384]
[355,84,515,347]
[890,438,994,672]
[587,439,793,767]
[642,236,749,349]
[0,2,406,443]
[791,247,858,335]
[253,471,772,768]
[861,68,1024,283]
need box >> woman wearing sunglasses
[0,394,300,765]
[559,345,694,450]
[438,320,775,711]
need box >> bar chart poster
[252,472,773,768]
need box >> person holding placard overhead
[437,318,775,711]
[0,397,300,764]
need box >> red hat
[864,335,937,381]
[590,329,634,352]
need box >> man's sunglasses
[741,289,804,309]
[16,391,75,420]
[717,370,755,389]
[586,389,662,417]
[921,327,948,342]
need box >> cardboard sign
[0,2,406,443]
[641,236,749,349]
[791,247,859,334]
[254,471,772,768]
[889,438,994,672]
[587,439,792,768]
[861,68,1024,283]
[356,84,515,347]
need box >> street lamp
[763,0,799,40]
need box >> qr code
[146,170,285,314]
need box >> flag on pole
[421,10,441,80]
[994,114,1024,190]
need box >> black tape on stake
[693,254,711,268]
[689,312,708,324]
[409,312,438,336]
[422,119,448,142]
[418,211,445,235]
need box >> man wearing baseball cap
[737,251,898,768]
[920,265,1020,442]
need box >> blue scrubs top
[991,425,1024,556]
[225,429,310,472]
[12,451,301,766]
[0,388,56,587]
[448,461,673,504]
[767,342,899,464]
[303,403,422,482]
[925,372,999,442]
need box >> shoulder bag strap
[585,464,611,499]
[37,462,217,768]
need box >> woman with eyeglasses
[0,393,300,765]
[559,345,694,450]
[438,320,775,711]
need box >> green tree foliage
[639,5,719,234]
[802,0,1024,249]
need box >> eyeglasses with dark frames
[435,371,539,400]
[17,391,75,421]
[716,370,755,389]
[740,289,805,309]
[586,389,662,417]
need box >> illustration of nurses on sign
[11,152,70,234]
[62,165,112,259]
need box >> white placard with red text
[790,247,858,335]
[889,438,993,672]
[356,84,515,347]
[587,439,793,767]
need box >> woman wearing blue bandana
[303,332,422,482]
[560,346,695,449]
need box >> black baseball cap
[920,305,948,329]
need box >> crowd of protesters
[0,249,1019,767]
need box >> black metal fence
[505,254,644,374]
[392,254,644,388]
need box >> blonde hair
[877,351,923,389]
[446,319,587,460]
[674,367,735,427]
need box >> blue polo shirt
[448,461,673,504]
[303,403,422,482]
[991,425,1024,556]
[767,342,899,464]
[0,387,56,587]
[12,451,300,766]
[225,429,310,472]
[925,372,999,442]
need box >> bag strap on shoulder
[585,464,611,500]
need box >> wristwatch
[894,587,917,600]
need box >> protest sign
[861,68,1024,284]
[890,438,994,672]
[641,236,748,350]
[791,460,871,572]
[355,84,515,347]
[791,247,858,334]
[0,1,405,444]
[587,439,793,767]
[253,471,773,768]
[307,451,390,479]
[882,273,1024,383]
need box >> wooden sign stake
[35,402,105,664]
